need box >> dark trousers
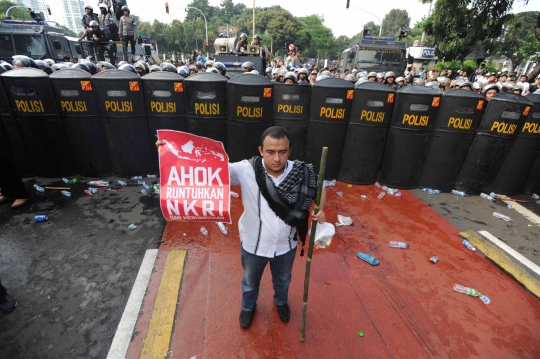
[0,152,29,199]
[0,279,7,302]
[123,35,136,59]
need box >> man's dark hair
[260,126,292,149]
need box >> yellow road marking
[141,249,187,359]
[459,231,540,298]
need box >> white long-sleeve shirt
[230,160,297,258]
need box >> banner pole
[300,146,328,343]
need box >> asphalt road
[0,177,538,358]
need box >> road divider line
[459,230,540,298]
[140,249,187,359]
[477,230,540,277]
[107,249,158,359]
[503,200,540,226]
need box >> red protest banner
[157,130,231,223]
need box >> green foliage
[0,0,31,20]
[435,59,499,75]
[298,15,335,58]
[381,9,410,37]
[496,11,540,65]
[58,25,78,38]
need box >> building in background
[60,0,85,34]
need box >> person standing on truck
[119,6,138,62]
[88,21,108,62]
[99,4,119,65]
[235,33,249,53]
[81,5,100,59]
[252,34,268,71]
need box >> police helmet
[117,61,128,67]
[207,68,219,74]
[385,71,396,78]
[85,4,93,10]
[34,59,48,70]
[98,3,108,10]
[316,75,330,82]
[265,67,272,74]
[413,78,425,86]
[71,63,91,73]
[118,64,137,73]
[278,69,287,77]
[150,65,162,73]
[51,63,69,72]
[1,62,13,71]
[205,60,214,68]
[240,33,247,38]
[459,81,473,90]
[242,61,254,70]
[253,34,261,40]
[219,33,228,38]
[212,62,226,76]
[396,76,405,83]
[481,83,500,96]
[453,80,463,88]
[140,61,150,73]
[188,64,198,72]
[64,62,74,67]
[344,74,356,83]
[298,68,308,75]
[12,55,34,68]
[320,70,332,77]
[121,5,130,11]
[367,71,377,79]
[514,83,524,91]
[355,78,369,86]
[89,20,99,27]
[160,62,177,73]
[43,58,55,67]
[134,61,146,70]
[250,69,259,75]
[472,81,483,91]
[271,68,278,76]
[0,64,7,74]
[283,72,298,84]
[376,72,384,79]
[502,82,515,92]
[96,61,115,71]
[177,67,189,77]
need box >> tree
[423,0,515,64]
[298,15,335,59]
[0,0,31,20]
[496,12,540,66]
[58,25,78,38]
[185,0,214,22]
[334,35,350,58]
[381,9,410,37]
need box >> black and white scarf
[249,156,318,255]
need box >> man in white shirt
[517,75,530,96]
[157,127,326,329]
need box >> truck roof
[351,38,407,50]
[0,20,65,35]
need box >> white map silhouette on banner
[164,139,225,163]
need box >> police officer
[297,68,309,85]
[119,6,137,62]
[252,34,268,70]
[242,61,254,72]
[482,83,499,102]
[236,33,249,53]
[98,3,113,26]
[80,5,100,59]
[384,71,397,89]
[367,72,377,82]
[87,21,108,61]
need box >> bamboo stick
[300,147,328,343]
[44,187,70,190]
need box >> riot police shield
[305,78,354,179]
[419,89,485,191]
[379,86,442,188]
[338,82,395,184]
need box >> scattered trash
[507,204,514,209]
[480,295,491,305]
[394,192,402,197]
[87,180,109,187]
[389,241,409,248]
[421,188,441,195]
[131,176,143,181]
[430,256,439,264]
[357,252,379,266]
[489,192,497,197]
[377,192,386,200]
[141,189,147,195]
[361,195,367,200]
[536,200,540,205]
[373,246,377,249]
[493,212,513,222]
[387,188,399,195]
[312,222,335,249]
[147,174,158,178]
[84,190,92,196]
[152,184,160,194]
[88,187,98,194]
[347,184,353,188]
[382,185,389,191]
[33,184,45,192]
[60,191,71,197]
[323,179,337,187]
[230,191,239,198]
[336,191,343,196]
[35,214,48,222]
[200,226,209,235]
[453,284,480,296]
[358,332,364,337]
[335,214,353,226]
[480,193,496,202]
[216,222,228,235]
[528,224,533,227]
[62,178,79,184]
[375,182,381,188]
[116,180,127,186]
[462,240,476,251]
[532,194,539,200]
[451,190,468,197]
[183,233,186,236]
[142,183,151,190]
[128,224,137,230]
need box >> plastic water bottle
[128,224,137,230]
[216,222,228,235]
[132,176,143,181]
[230,191,239,198]
[480,193,495,202]
[493,212,513,222]
[323,179,337,187]
[62,178,69,183]
[200,226,208,235]
[453,284,481,297]
[375,182,381,188]
[489,192,497,197]
[141,189,147,195]
[394,192,402,197]
[336,191,343,196]
[361,195,368,200]
[137,180,145,185]
[143,183,151,190]
[377,191,386,200]
[382,185,389,191]
[507,204,513,209]
[33,184,45,192]
[116,180,127,186]
[35,214,48,222]
[87,180,109,187]
[462,239,476,251]
[147,174,158,178]
[61,191,71,197]
[389,241,409,248]
[387,188,399,195]
[88,187,98,194]
[532,194,539,200]
[421,188,441,195]
[451,190,468,197]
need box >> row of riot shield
[1,68,540,196]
